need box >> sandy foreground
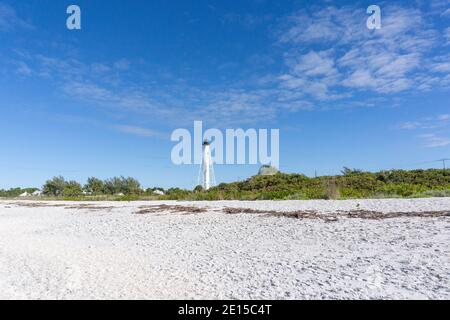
[0,198,449,300]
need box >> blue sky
[0,0,449,189]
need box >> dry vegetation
[5,202,114,212]
[223,207,450,221]
[135,204,208,215]
[4,201,450,221]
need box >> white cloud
[444,27,450,40]
[400,114,450,147]
[13,51,283,126]
[288,50,338,77]
[279,49,344,100]
[419,133,450,147]
[65,82,116,102]
[192,89,278,126]
[342,69,376,89]
[113,125,159,137]
[223,12,273,29]
[399,114,450,130]
[400,122,422,130]
[15,61,32,76]
[441,8,450,16]
[7,3,450,127]
[431,61,450,73]
[91,63,111,73]
[114,59,131,70]
[0,3,33,32]
[277,5,444,99]
[279,6,366,45]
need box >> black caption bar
[0,300,444,319]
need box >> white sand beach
[0,199,449,300]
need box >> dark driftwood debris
[133,204,450,221]
[5,202,450,220]
[136,204,208,215]
[223,207,450,221]
[7,202,114,211]
[64,204,115,211]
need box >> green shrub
[4,168,450,201]
[114,194,141,201]
[84,177,105,195]
[416,189,450,198]
[43,176,67,196]
[63,181,83,197]
[323,178,341,200]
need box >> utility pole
[439,158,450,174]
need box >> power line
[437,158,450,173]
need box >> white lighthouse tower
[198,140,216,190]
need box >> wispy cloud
[399,114,450,148]
[113,59,131,71]
[0,3,33,32]
[53,113,165,139]
[15,61,32,76]
[10,52,281,127]
[445,27,450,42]
[399,114,450,130]
[5,2,450,128]
[91,63,111,74]
[113,125,161,138]
[431,54,450,73]
[277,4,448,99]
[222,12,273,29]
[433,0,450,15]
[419,133,450,147]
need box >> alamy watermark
[66,5,380,31]
[171,121,280,168]
[66,5,81,30]
[367,5,382,30]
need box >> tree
[104,176,141,195]
[341,167,363,176]
[194,185,204,193]
[84,177,105,195]
[43,176,66,196]
[122,177,141,195]
[104,177,122,195]
[63,181,83,197]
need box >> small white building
[153,190,165,196]
[19,192,29,197]
[32,190,42,197]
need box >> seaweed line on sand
[135,204,208,215]
[5,202,114,212]
[222,207,450,221]
[133,204,450,221]
[4,202,450,220]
